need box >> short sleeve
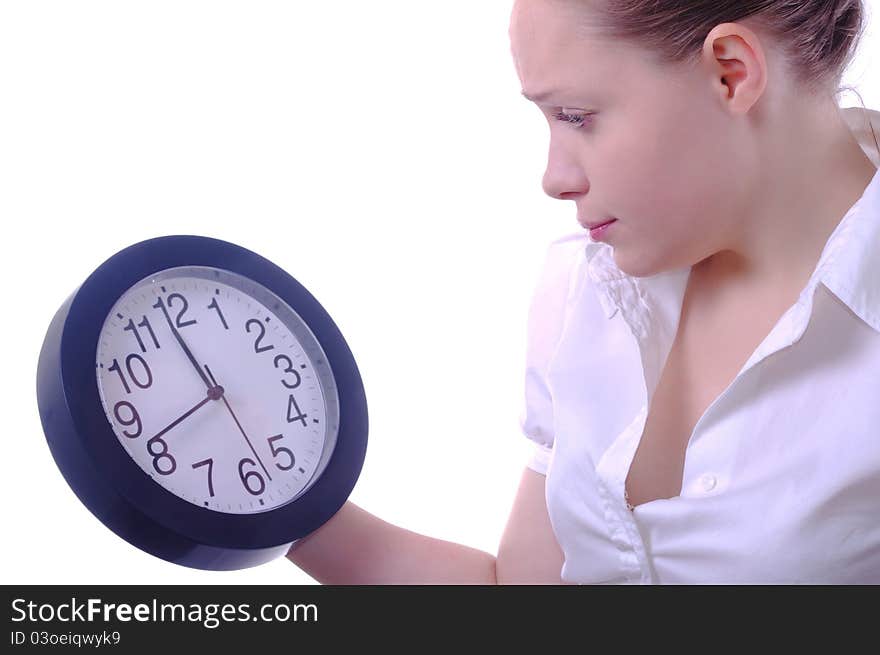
[518,234,586,475]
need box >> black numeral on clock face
[273,354,302,389]
[147,434,177,475]
[123,315,161,352]
[267,434,295,471]
[238,458,266,495]
[286,394,308,427]
[108,354,153,394]
[153,293,197,328]
[207,297,229,330]
[246,318,275,353]
[113,400,142,438]
[192,458,215,497]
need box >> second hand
[204,364,273,481]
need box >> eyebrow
[521,89,591,113]
[521,89,560,103]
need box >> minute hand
[154,295,213,391]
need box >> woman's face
[509,0,758,278]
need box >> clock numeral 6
[238,458,266,496]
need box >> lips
[582,218,617,230]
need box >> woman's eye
[552,110,594,129]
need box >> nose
[541,137,589,201]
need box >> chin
[612,249,664,279]
[615,248,691,279]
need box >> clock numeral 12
[153,293,197,328]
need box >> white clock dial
[95,266,340,515]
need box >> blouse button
[700,474,717,492]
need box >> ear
[701,22,768,113]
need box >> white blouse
[519,106,880,584]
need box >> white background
[2,1,878,585]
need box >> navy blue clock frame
[36,235,368,570]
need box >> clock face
[95,266,340,515]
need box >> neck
[695,103,878,302]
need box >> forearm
[286,501,497,585]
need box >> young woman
[287,0,880,584]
